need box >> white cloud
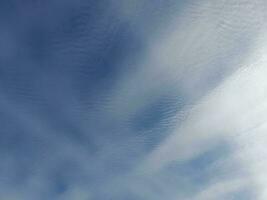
[1,0,267,199]
[101,0,267,199]
[142,17,267,200]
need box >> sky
[0,0,267,199]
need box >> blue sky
[0,0,267,199]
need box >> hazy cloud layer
[0,0,266,199]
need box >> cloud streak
[0,0,267,199]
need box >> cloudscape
[0,0,267,199]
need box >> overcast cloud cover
[1,0,267,199]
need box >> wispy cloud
[0,0,266,199]
[142,16,267,200]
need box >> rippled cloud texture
[1,0,267,199]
